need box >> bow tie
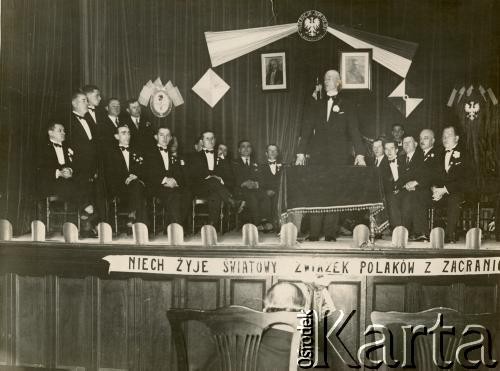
[268,161,277,165]
[74,114,86,120]
[52,143,62,148]
[204,149,214,154]
[88,106,95,111]
[389,159,396,163]
[158,147,168,152]
[120,146,129,151]
[446,149,453,153]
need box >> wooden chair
[192,197,224,235]
[370,307,498,371]
[167,305,300,371]
[44,196,80,234]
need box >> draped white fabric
[327,26,413,78]
[205,23,297,67]
[204,22,414,78]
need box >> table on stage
[279,165,386,235]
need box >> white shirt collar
[50,140,63,146]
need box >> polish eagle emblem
[304,17,321,37]
[297,10,328,42]
[464,101,480,120]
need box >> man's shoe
[445,233,457,244]
[307,236,319,242]
[80,229,97,239]
[414,234,429,242]
[325,235,337,242]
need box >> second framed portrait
[339,50,372,90]
[261,52,287,91]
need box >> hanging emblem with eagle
[297,10,328,42]
[464,100,480,121]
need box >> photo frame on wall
[340,50,372,90]
[261,52,287,91]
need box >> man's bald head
[324,70,341,92]
[419,129,435,151]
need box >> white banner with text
[103,255,500,277]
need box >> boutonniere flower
[452,151,460,159]
[132,153,144,164]
[332,105,340,113]
[145,121,151,127]
[68,148,74,156]
[180,159,185,166]
[430,153,434,158]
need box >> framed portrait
[339,50,372,90]
[261,52,287,91]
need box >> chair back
[465,228,481,250]
[391,226,408,248]
[429,227,445,249]
[63,222,78,243]
[242,223,259,246]
[167,306,300,371]
[167,223,184,245]
[133,222,149,245]
[201,225,217,246]
[0,219,13,241]
[280,222,297,246]
[31,220,46,242]
[98,222,113,244]
[352,224,370,248]
[370,307,498,371]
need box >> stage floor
[10,230,500,250]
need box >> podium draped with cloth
[279,165,385,237]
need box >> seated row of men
[371,126,468,243]
[38,89,284,237]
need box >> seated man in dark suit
[431,126,469,243]
[380,141,403,230]
[399,135,428,241]
[259,144,283,231]
[99,98,123,147]
[186,131,239,228]
[144,126,190,229]
[103,124,147,227]
[419,128,441,230]
[123,98,155,152]
[233,140,272,231]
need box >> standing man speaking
[296,70,366,241]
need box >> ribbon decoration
[205,23,297,68]
[204,21,418,78]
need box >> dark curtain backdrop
[80,0,500,157]
[0,0,80,233]
[1,0,499,234]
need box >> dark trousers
[192,178,232,224]
[238,188,270,225]
[310,213,340,238]
[112,179,147,223]
[401,190,428,236]
[496,196,500,241]
[156,188,189,225]
[435,192,464,237]
[385,192,403,229]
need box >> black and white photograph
[0,0,499,370]
[261,52,287,90]
[339,50,372,90]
